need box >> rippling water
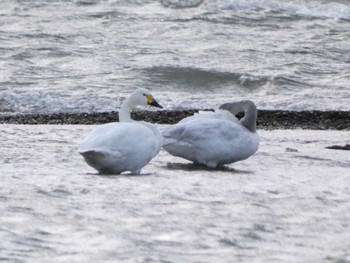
[1,125,350,262]
[1,0,350,114]
[1,2,350,261]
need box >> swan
[162,100,259,168]
[78,88,163,175]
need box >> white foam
[206,0,350,20]
[0,90,122,114]
[1,87,349,115]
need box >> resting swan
[78,88,163,175]
[162,100,259,168]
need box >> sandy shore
[1,109,349,130]
[1,125,349,262]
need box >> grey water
[1,1,350,262]
[1,0,350,114]
[1,125,350,262]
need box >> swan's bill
[146,95,163,108]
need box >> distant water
[1,125,350,262]
[1,0,350,115]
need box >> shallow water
[1,0,350,114]
[1,124,349,262]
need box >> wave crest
[160,0,203,9]
[0,90,122,115]
[206,0,350,20]
[143,66,269,88]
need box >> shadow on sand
[82,172,154,177]
[165,162,254,174]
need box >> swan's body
[78,88,163,175]
[162,100,259,168]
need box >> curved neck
[219,100,257,132]
[119,98,134,122]
[240,101,257,132]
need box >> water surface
[1,0,350,114]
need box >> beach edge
[1,110,349,130]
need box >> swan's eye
[142,93,146,96]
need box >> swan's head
[130,88,163,109]
[219,100,257,132]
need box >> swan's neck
[119,98,134,122]
[219,100,257,132]
[240,102,257,133]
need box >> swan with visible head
[78,88,163,175]
[162,100,259,168]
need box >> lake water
[1,0,350,115]
[1,125,350,262]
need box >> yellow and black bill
[146,95,163,108]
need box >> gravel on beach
[0,110,349,130]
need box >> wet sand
[0,125,349,262]
[1,109,349,130]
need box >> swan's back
[179,109,238,124]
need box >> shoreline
[0,110,349,130]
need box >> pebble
[0,109,349,130]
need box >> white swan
[78,88,163,175]
[162,100,259,168]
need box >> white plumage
[162,100,259,168]
[78,88,163,175]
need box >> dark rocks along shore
[0,109,349,130]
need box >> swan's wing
[78,123,119,151]
[79,122,161,159]
[163,119,229,145]
[78,123,144,152]
[162,122,203,159]
[80,148,125,166]
[163,118,255,154]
